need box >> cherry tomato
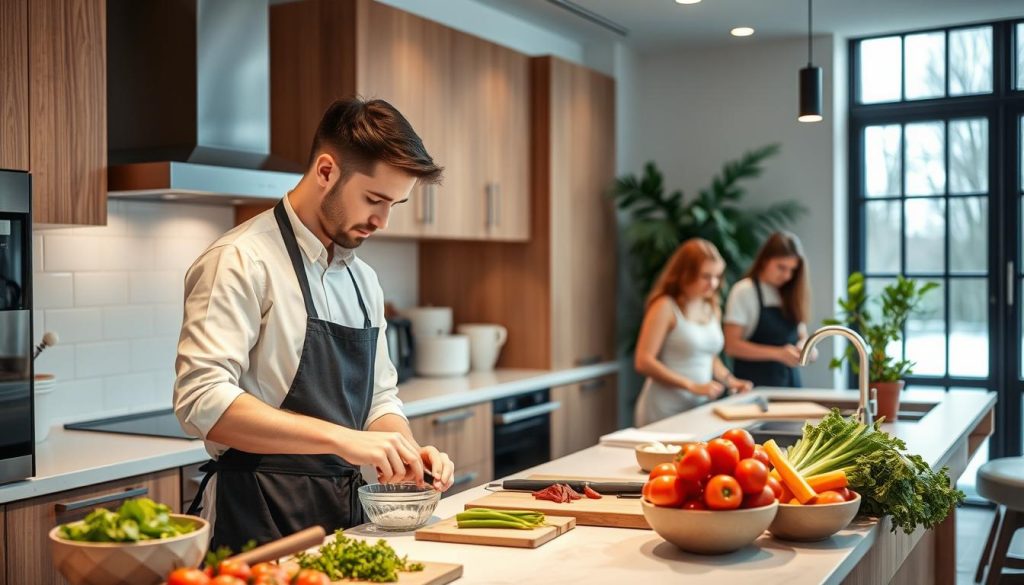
[752,445,771,468]
[642,481,653,502]
[814,490,847,505]
[648,474,688,507]
[675,443,712,482]
[704,474,743,510]
[649,462,678,480]
[216,560,251,581]
[707,438,741,477]
[734,458,768,494]
[211,577,247,585]
[167,568,211,585]
[681,499,706,510]
[742,484,776,509]
[250,563,289,585]
[834,487,855,501]
[721,428,756,460]
[766,476,783,499]
[294,569,331,585]
[203,566,215,579]
[252,577,288,585]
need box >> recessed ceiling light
[675,0,702,4]
[731,27,755,37]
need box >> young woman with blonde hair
[724,231,814,387]
[634,239,753,426]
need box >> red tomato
[834,487,855,501]
[707,438,741,477]
[167,568,211,585]
[734,458,768,494]
[752,445,771,468]
[210,577,247,585]
[642,481,653,502]
[250,563,289,585]
[814,490,847,505]
[648,474,688,507]
[742,485,776,509]
[704,475,743,510]
[216,560,251,581]
[681,499,706,510]
[675,443,712,482]
[721,428,756,459]
[649,462,678,480]
[203,567,215,579]
[294,569,331,585]
[765,476,783,499]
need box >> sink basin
[743,399,939,448]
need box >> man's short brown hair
[309,97,443,184]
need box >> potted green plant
[824,272,939,421]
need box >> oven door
[492,393,561,479]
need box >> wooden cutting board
[414,514,575,548]
[329,561,462,584]
[713,401,830,420]
[464,475,649,530]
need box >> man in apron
[174,98,453,550]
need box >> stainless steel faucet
[799,325,877,425]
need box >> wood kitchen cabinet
[407,403,493,496]
[27,0,107,225]
[551,374,619,459]
[0,504,6,585]
[0,0,29,172]
[5,469,178,585]
[269,0,529,241]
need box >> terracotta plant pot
[871,380,905,422]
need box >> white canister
[402,306,453,338]
[414,334,470,377]
[456,324,508,372]
[34,373,56,443]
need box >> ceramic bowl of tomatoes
[768,490,861,542]
[642,498,779,555]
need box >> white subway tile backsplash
[102,306,155,339]
[44,234,102,271]
[98,237,154,271]
[33,310,44,344]
[104,372,156,412]
[154,304,184,336]
[154,238,210,272]
[45,308,103,343]
[34,272,74,309]
[152,369,177,408]
[131,336,178,372]
[75,341,132,378]
[129,271,181,304]
[75,272,129,306]
[33,235,43,272]
[35,344,75,380]
[50,378,105,423]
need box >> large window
[850,20,1024,459]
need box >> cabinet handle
[494,401,561,425]
[580,378,606,392]
[433,409,475,425]
[1009,261,1015,307]
[494,183,501,227]
[485,183,494,228]
[55,487,149,513]
[451,471,479,487]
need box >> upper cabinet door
[483,43,530,242]
[29,0,106,225]
[0,0,29,172]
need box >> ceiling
[474,0,1024,52]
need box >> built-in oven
[0,169,33,486]
[492,389,560,479]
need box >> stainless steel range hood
[107,0,303,205]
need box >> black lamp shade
[799,65,823,122]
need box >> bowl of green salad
[48,497,209,585]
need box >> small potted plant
[824,273,938,421]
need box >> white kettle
[456,323,508,372]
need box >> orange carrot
[763,440,817,504]
[806,470,848,492]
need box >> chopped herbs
[294,532,424,583]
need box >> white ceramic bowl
[768,492,861,541]
[634,443,689,473]
[49,514,209,585]
[642,499,778,555]
[358,483,440,531]
[414,334,470,377]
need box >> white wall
[629,35,842,389]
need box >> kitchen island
[344,388,995,585]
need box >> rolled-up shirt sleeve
[363,285,406,429]
[174,244,264,439]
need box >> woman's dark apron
[732,279,802,388]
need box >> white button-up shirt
[174,196,405,458]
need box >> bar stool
[975,457,1024,584]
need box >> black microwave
[0,169,34,485]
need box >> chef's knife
[498,479,644,495]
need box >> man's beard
[321,183,375,249]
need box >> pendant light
[798,0,823,122]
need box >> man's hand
[334,428,424,484]
[420,446,455,491]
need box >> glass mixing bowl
[357,483,440,531]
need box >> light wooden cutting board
[713,401,830,420]
[329,561,463,584]
[463,475,649,530]
[415,514,575,548]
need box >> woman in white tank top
[634,239,753,427]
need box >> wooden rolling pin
[225,526,327,566]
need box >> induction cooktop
[64,409,197,440]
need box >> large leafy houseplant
[612,144,806,348]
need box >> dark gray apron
[732,278,802,388]
[187,200,377,551]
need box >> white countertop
[0,363,619,504]
[340,387,996,585]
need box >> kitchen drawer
[408,403,492,468]
[5,468,179,585]
[180,462,206,513]
[1,504,6,585]
[443,460,492,499]
[551,374,619,459]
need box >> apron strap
[185,460,218,516]
[346,266,372,329]
[274,200,320,320]
[752,277,766,311]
